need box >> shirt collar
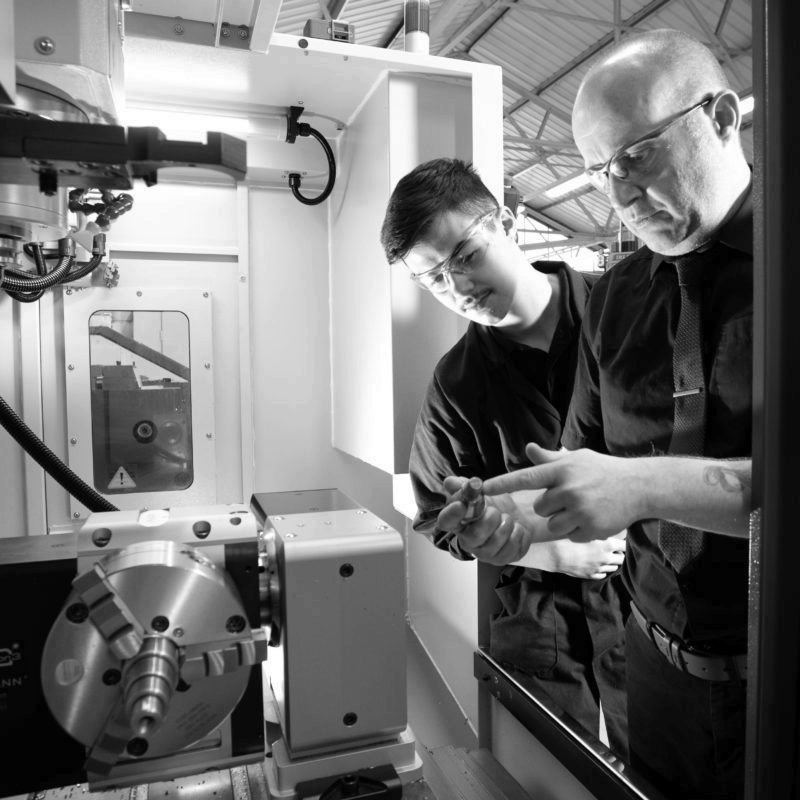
[649,179,753,280]
[478,261,573,364]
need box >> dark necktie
[657,248,711,571]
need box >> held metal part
[41,536,268,777]
[455,477,486,525]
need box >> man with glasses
[380,158,629,757]
[438,29,753,799]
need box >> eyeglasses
[407,210,499,294]
[584,96,714,195]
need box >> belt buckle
[647,619,687,672]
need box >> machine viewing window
[88,310,193,494]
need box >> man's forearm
[511,541,559,571]
[637,456,752,537]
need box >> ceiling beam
[430,0,471,42]
[436,0,507,56]
[381,14,405,49]
[504,134,579,151]
[497,1,638,29]
[715,0,735,37]
[503,0,677,120]
[519,234,614,251]
[328,0,350,19]
[684,0,747,86]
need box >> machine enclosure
[253,490,407,759]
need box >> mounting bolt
[226,615,246,633]
[151,616,169,632]
[173,22,184,35]
[34,37,55,55]
[66,603,89,623]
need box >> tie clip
[673,387,703,398]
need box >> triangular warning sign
[109,466,137,489]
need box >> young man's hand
[436,476,548,564]
[547,535,627,579]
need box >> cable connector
[286,106,305,143]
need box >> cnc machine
[0,2,508,798]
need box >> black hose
[289,126,336,205]
[4,288,44,303]
[62,253,104,283]
[1,255,74,292]
[8,243,47,302]
[0,393,118,512]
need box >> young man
[380,158,629,756]
[440,30,753,800]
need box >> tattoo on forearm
[704,464,751,494]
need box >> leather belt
[630,602,747,682]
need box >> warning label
[108,466,136,489]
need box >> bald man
[437,29,753,800]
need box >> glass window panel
[88,310,193,494]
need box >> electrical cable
[0,393,118,512]
[61,253,104,283]
[6,243,48,302]
[288,126,336,206]
[1,254,74,293]
[4,234,107,300]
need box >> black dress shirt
[409,261,627,664]
[563,188,753,652]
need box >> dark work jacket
[409,260,629,674]
[563,188,753,653]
